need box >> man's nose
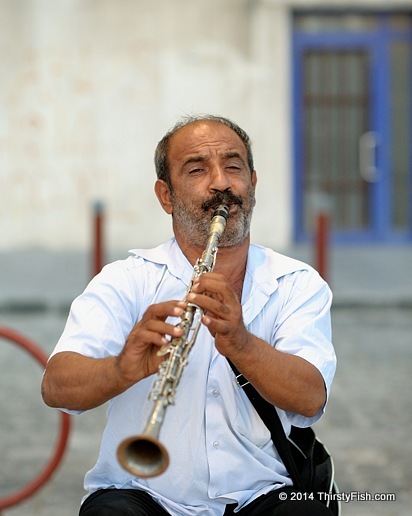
[209,165,231,192]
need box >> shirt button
[212,389,220,397]
[213,441,220,449]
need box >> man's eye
[189,168,204,174]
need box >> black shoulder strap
[227,360,305,491]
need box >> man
[42,115,336,515]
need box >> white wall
[1,0,408,252]
[0,0,295,252]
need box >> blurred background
[1,0,411,515]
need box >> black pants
[79,487,334,515]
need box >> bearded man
[42,115,336,516]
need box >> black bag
[286,426,340,515]
[228,361,340,515]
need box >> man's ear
[154,179,173,214]
[251,170,258,187]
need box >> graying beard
[171,196,253,248]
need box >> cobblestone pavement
[1,307,411,516]
[1,244,411,515]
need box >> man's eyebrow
[182,151,246,167]
[182,155,208,166]
[223,151,246,163]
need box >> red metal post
[93,200,105,277]
[315,212,329,283]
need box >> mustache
[201,191,243,212]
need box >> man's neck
[175,234,250,298]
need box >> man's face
[164,121,257,248]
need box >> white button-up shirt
[51,238,336,515]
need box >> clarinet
[117,204,229,477]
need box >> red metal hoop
[0,326,71,510]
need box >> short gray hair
[154,114,254,187]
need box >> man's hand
[42,300,186,411]
[117,300,186,383]
[188,273,250,359]
[188,272,326,417]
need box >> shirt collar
[242,244,311,325]
[129,238,310,307]
[245,244,309,295]
[129,238,194,286]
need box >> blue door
[293,12,412,243]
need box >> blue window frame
[292,11,412,243]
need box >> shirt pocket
[231,387,273,448]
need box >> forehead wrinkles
[169,122,247,163]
